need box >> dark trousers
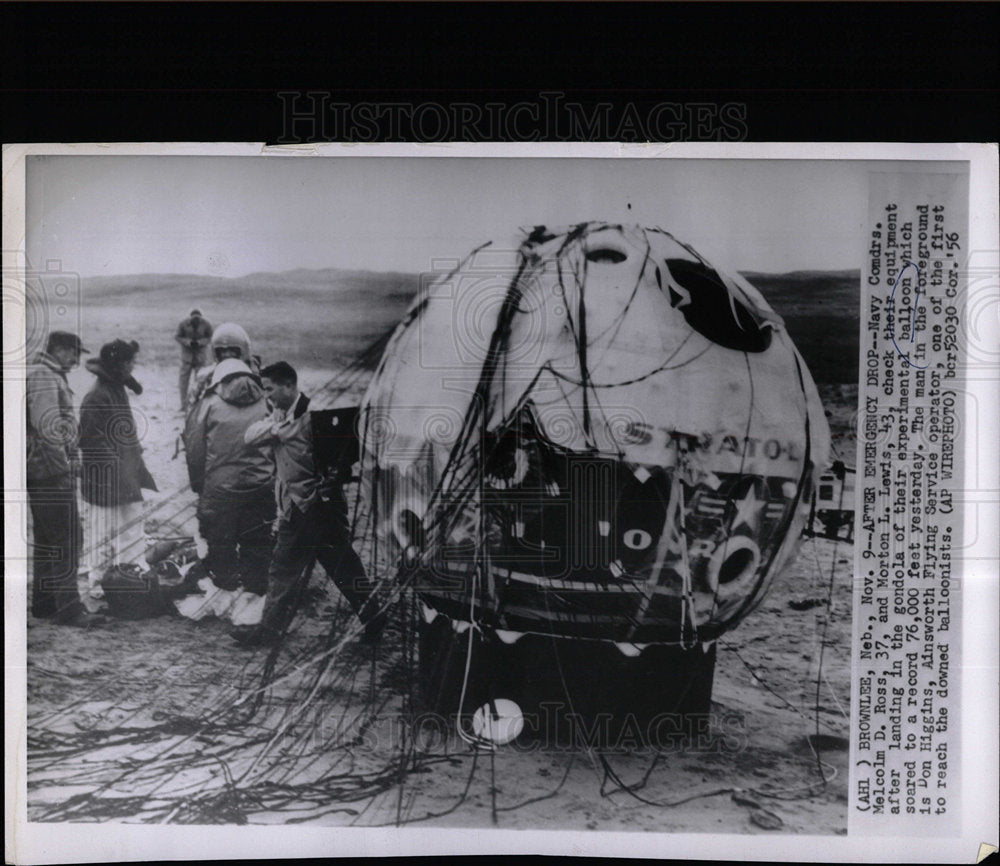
[28,473,84,619]
[179,350,207,410]
[260,495,374,632]
[198,494,275,593]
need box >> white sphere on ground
[472,699,524,745]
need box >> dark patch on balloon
[664,258,772,353]
[585,248,628,265]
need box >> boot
[230,624,282,648]
[54,608,109,628]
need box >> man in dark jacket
[26,330,97,625]
[233,361,381,646]
[78,339,158,605]
[175,308,213,411]
[183,358,275,593]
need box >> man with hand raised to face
[234,361,382,647]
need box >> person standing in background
[25,330,99,626]
[78,339,158,609]
[175,308,213,412]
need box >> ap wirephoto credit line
[3,143,997,863]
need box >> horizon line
[72,264,864,282]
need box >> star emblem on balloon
[730,484,765,531]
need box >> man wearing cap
[175,309,213,412]
[183,358,275,593]
[26,331,98,626]
[78,339,158,606]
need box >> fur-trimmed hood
[85,357,143,394]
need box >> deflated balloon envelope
[359,223,830,647]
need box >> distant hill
[79,267,859,382]
[79,268,424,370]
[741,270,860,383]
[82,268,420,305]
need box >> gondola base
[416,615,717,750]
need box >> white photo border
[4,141,997,864]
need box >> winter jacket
[185,353,263,414]
[244,392,320,519]
[183,372,274,504]
[79,358,158,506]
[26,352,78,482]
[175,316,213,356]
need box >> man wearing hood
[183,358,275,593]
[185,321,260,413]
[78,339,158,608]
[175,308,213,412]
[26,330,96,625]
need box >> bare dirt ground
[22,295,856,834]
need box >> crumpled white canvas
[173,576,265,625]
[77,571,108,614]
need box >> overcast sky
[27,155,884,278]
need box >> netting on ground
[26,224,854,828]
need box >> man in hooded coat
[185,321,260,414]
[183,358,275,593]
[78,339,158,608]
